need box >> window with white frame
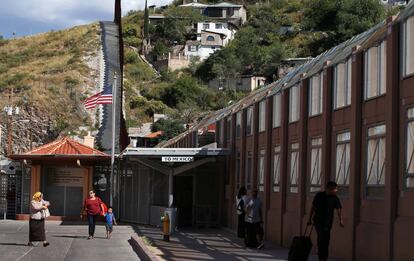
[203,23,210,29]
[246,106,253,135]
[309,73,323,116]
[215,23,223,29]
[226,117,231,141]
[335,132,351,186]
[403,16,414,76]
[309,138,322,192]
[364,41,387,100]
[334,58,352,109]
[366,124,386,197]
[236,151,241,188]
[273,146,281,192]
[258,150,265,191]
[290,143,300,193]
[272,94,281,128]
[259,100,266,132]
[405,108,414,188]
[246,151,252,190]
[236,112,241,138]
[289,84,300,123]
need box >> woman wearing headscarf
[28,192,50,247]
[81,190,104,239]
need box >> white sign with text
[161,156,194,163]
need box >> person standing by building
[104,207,117,239]
[236,186,247,238]
[245,190,264,249]
[81,190,105,239]
[307,181,344,261]
[28,192,50,247]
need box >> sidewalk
[0,220,140,261]
[131,226,340,261]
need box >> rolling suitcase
[288,225,313,261]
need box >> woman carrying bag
[28,192,50,247]
[81,190,105,239]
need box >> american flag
[83,86,113,110]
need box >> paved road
[0,220,140,261]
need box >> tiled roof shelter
[10,137,110,220]
[10,137,109,160]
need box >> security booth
[10,137,110,220]
[117,147,229,228]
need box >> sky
[0,0,173,38]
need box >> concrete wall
[168,58,191,71]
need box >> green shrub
[124,49,139,64]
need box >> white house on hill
[184,22,236,60]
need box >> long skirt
[29,218,46,242]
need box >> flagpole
[110,73,117,207]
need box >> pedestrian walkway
[132,226,340,261]
[0,220,140,261]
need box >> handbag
[42,208,50,219]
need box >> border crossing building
[150,3,414,260]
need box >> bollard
[161,213,170,242]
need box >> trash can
[164,207,177,235]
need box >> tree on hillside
[337,0,385,42]
[196,3,289,81]
[303,0,386,55]
[151,6,204,45]
[159,75,214,110]
[303,0,340,32]
[144,0,149,39]
[151,118,186,141]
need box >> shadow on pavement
[0,243,29,246]
[133,226,290,261]
[51,235,88,239]
[128,238,143,259]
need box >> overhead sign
[162,156,194,163]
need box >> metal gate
[119,162,151,224]
[0,172,22,219]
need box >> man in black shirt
[307,181,344,261]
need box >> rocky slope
[0,24,102,154]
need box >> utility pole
[7,87,13,156]
[110,74,117,207]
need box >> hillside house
[179,1,247,26]
[208,75,266,92]
[184,22,235,60]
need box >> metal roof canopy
[120,147,230,157]
[120,147,229,177]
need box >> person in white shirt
[236,187,247,238]
[245,190,264,249]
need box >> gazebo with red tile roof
[10,136,110,160]
[10,137,110,220]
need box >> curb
[129,236,161,261]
